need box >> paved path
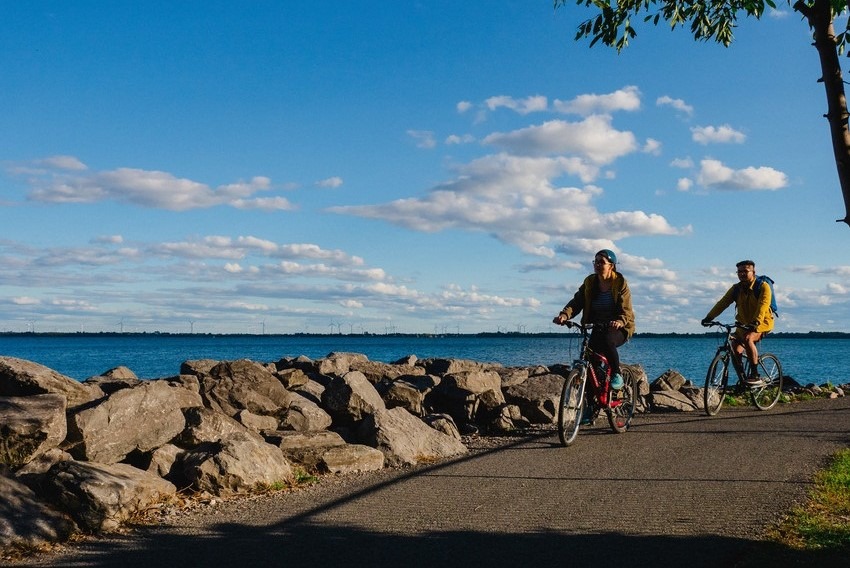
[11,397,850,568]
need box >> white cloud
[656,95,694,116]
[696,159,788,191]
[483,95,548,115]
[445,134,475,145]
[316,176,344,188]
[677,178,693,192]
[17,160,292,211]
[12,296,40,305]
[329,153,687,257]
[35,155,88,171]
[670,157,694,168]
[483,116,638,165]
[643,138,662,155]
[457,101,473,113]
[407,129,437,149]
[553,86,641,116]
[691,124,746,145]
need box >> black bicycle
[702,321,783,416]
[557,321,637,446]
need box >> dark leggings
[589,327,627,375]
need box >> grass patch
[735,449,850,567]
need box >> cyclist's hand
[700,318,711,327]
[553,314,568,326]
[609,320,623,330]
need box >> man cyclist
[701,259,775,386]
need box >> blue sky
[1,2,847,335]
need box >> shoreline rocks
[0,352,844,554]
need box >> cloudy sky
[1,2,848,334]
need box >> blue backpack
[735,275,778,317]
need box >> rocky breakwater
[0,352,650,552]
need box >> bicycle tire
[606,371,636,433]
[558,367,585,446]
[751,353,783,410]
[704,352,728,416]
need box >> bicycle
[702,321,784,416]
[557,321,637,446]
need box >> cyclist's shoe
[744,373,765,387]
[610,373,624,390]
[579,406,594,425]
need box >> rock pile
[0,351,671,551]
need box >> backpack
[734,275,778,317]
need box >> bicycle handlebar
[702,321,755,332]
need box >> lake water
[0,333,845,386]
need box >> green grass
[735,449,850,567]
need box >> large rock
[43,461,176,533]
[67,380,202,464]
[358,407,467,467]
[279,392,333,432]
[178,407,250,446]
[262,430,347,472]
[649,390,700,412]
[321,370,386,426]
[0,475,75,547]
[0,394,67,468]
[0,357,103,408]
[320,445,385,474]
[383,374,440,417]
[83,366,141,394]
[349,359,425,385]
[199,359,293,417]
[503,373,563,424]
[315,352,369,377]
[181,431,294,496]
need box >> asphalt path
[9,396,850,568]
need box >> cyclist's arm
[704,285,737,322]
[556,281,587,322]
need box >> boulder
[383,374,440,417]
[320,445,385,474]
[67,380,202,464]
[262,430,346,472]
[199,359,292,417]
[83,366,141,394]
[316,352,369,377]
[0,394,67,468]
[236,409,279,433]
[503,373,563,424]
[0,357,103,408]
[178,407,250,446]
[43,461,176,533]
[358,407,467,467]
[181,431,293,496]
[649,390,700,412]
[279,392,333,432]
[321,370,386,426]
[0,475,75,547]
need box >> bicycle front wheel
[751,353,783,410]
[558,367,586,446]
[704,352,728,416]
[606,371,636,433]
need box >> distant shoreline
[2,331,849,340]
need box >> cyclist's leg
[742,331,763,375]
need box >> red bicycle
[557,321,637,446]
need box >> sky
[1,1,849,335]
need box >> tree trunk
[795,0,850,226]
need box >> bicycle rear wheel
[606,371,636,433]
[751,353,783,410]
[558,367,585,446]
[704,352,728,416]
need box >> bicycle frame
[703,321,784,415]
[557,321,636,446]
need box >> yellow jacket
[705,278,774,334]
[559,272,635,339]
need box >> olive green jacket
[705,278,775,334]
[559,272,635,339]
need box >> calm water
[0,333,845,385]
